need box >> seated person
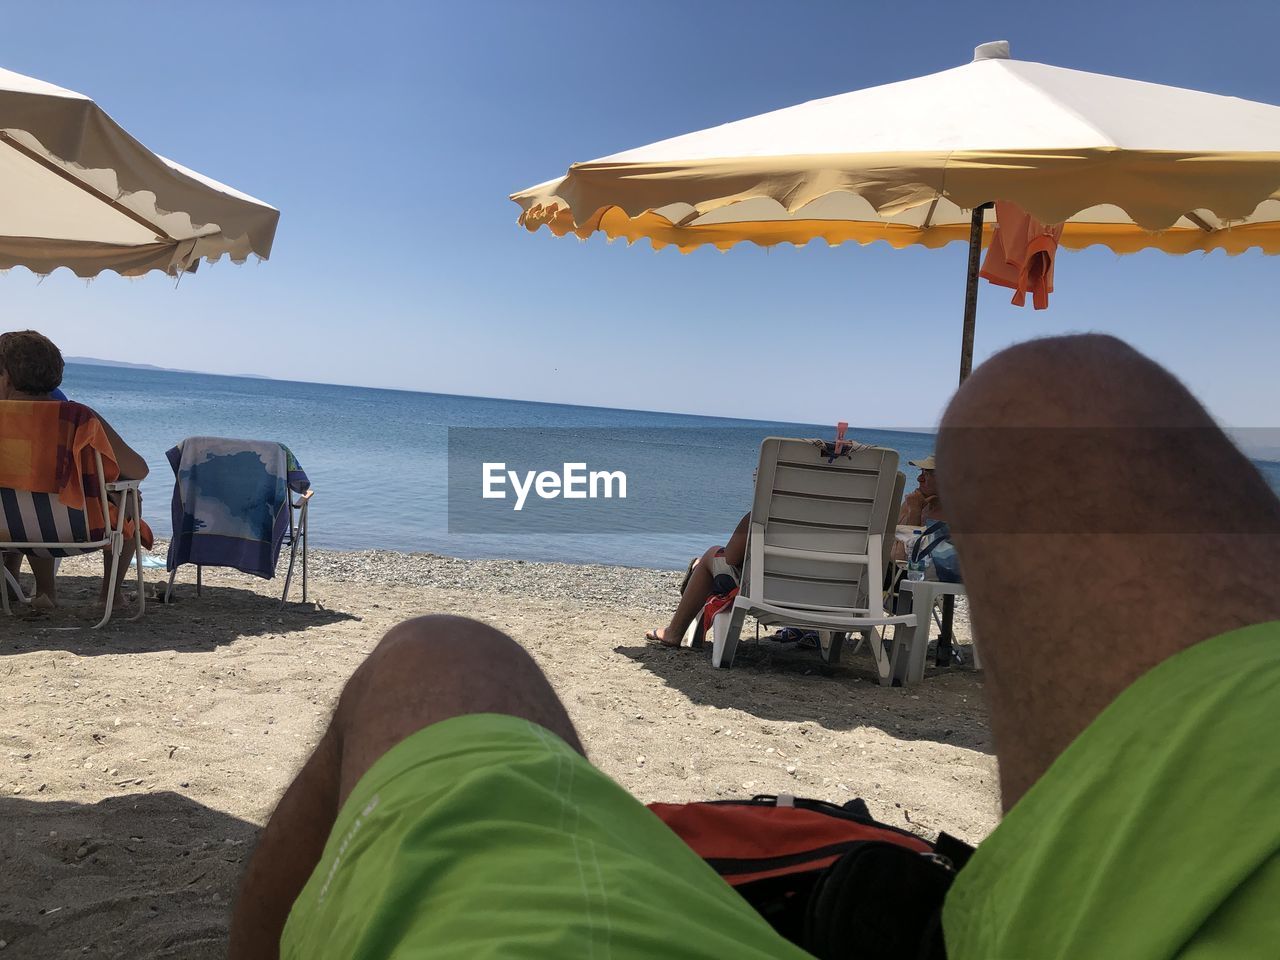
[2,369,71,603]
[893,454,944,562]
[899,454,943,526]
[0,330,149,609]
[645,511,749,648]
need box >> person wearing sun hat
[890,454,945,564]
[899,453,944,527]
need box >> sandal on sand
[644,629,680,649]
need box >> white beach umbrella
[512,41,1280,379]
[0,65,278,279]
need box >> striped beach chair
[1,402,145,629]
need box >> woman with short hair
[0,330,149,608]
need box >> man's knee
[372,614,522,668]
[937,334,1253,536]
[942,334,1184,432]
[339,616,523,713]
[332,615,581,765]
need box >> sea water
[60,362,1280,570]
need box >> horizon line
[64,356,940,437]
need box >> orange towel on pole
[0,400,152,547]
[980,201,1064,309]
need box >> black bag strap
[909,520,951,563]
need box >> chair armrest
[105,479,142,492]
[298,488,315,501]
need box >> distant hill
[65,356,270,380]
[66,356,175,372]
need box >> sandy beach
[1,546,997,959]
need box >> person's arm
[921,495,944,522]
[95,414,149,481]
[898,489,923,526]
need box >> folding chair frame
[1,449,145,629]
[164,487,313,608]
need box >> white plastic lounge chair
[1,449,144,630]
[822,468,906,666]
[709,438,917,672]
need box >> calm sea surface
[60,363,1280,570]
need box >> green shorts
[280,712,812,959]
[944,621,1280,959]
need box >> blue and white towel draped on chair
[164,437,312,606]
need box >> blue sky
[3,0,1278,429]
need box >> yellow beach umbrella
[512,41,1280,380]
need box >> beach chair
[826,468,906,665]
[709,438,917,673]
[163,437,312,607]
[0,400,145,629]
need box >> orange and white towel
[980,201,1064,310]
[0,399,152,547]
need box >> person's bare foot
[31,593,56,610]
[644,628,681,648]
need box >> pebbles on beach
[303,546,680,614]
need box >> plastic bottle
[906,529,927,581]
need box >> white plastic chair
[709,438,917,672]
[887,580,976,685]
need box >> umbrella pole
[958,203,992,384]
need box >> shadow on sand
[614,635,992,752]
[0,791,256,959]
[1,573,359,657]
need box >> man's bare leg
[938,334,1280,811]
[649,543,723,646]
[228,615,582,960]
[2,553,58,606]
[28,555,56,607]
[649,512,750,646]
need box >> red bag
[649,794,970,958]
[649,794,929,885]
